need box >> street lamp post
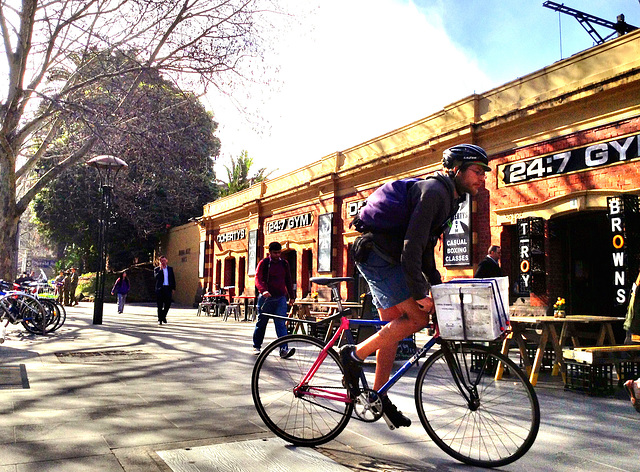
[87,155,128,325]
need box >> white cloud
[207,0,493,179]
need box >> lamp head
[87,155,128,188]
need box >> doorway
[301,249,313,297]
[224,257,236,289]
[553,212,617,316]
[283,250,297,297]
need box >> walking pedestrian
[252,242,295,358]
[111,271,131,314]
[54,270,65,303]
[69,267,79,306]
[154,256,176,325]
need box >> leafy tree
[32,64,219,270]
[220,150,270,196]
[0,0,281,280]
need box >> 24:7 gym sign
[498,133,640,187]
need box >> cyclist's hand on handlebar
[416,296,435,315]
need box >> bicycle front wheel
[415,343,540,467]
[251,334,353,446]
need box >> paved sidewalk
[0,302,638,471]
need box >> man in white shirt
[154,255,176,324]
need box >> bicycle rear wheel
[251,334,353,446]
[4,293,48,334]
[415,343,539,467]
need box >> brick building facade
[193,30,640,322]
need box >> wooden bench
[563,345,640,395]
[563,345,640,365]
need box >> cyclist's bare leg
[372,305,402,390]
[354,298,430,388]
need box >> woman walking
[111,271,131,314]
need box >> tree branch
[16,135,97,214]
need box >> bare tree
[0,0,281,279]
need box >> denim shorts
[356,250,411,310]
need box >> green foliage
[220,150,269,196]
[33,52,220,270]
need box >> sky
[204,0,640,180]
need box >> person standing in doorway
[252,242,295,358]
[111,271,131,314]
[474,245,502,278]
[154,256,176,325]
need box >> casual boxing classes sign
[443,194,472,266]
[498,133,640,187]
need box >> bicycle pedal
[382,415,396,430]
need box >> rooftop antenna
[543,1,638,45]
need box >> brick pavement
[0,302,638,471]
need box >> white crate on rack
[431,277,509,341]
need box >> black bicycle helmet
[442,144,491,171]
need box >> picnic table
[496,315,625,386]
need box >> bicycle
[16,280,66,332]
[251,277,540,468]
[0,281,48,339]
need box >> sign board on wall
[607,195,640,305]
[517,217,546,294]
[198,241,205,278]
[498,133,640,187]
[217,228,246,243]
[248,230,258,276]
[346,200,365,218]
[443,194,472,267]
[317,213,333,273]
[266,213,313,234]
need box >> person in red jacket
[252,241,295,358]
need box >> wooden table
[496,315,625,386]
[233,295,256,321]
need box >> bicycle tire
[251,334,354,446]
[50,300,66,331]
[415,343,540,467]
[40,299,65,332]
[3,293,48,334]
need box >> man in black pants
[154,255,176,325]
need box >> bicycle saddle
[309,277,353,286]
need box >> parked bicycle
[16,280,67,333]
[0,281,48,340]
[252,277,540,468]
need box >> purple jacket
[112,278,130,295]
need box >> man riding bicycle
[341,143,491,429]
